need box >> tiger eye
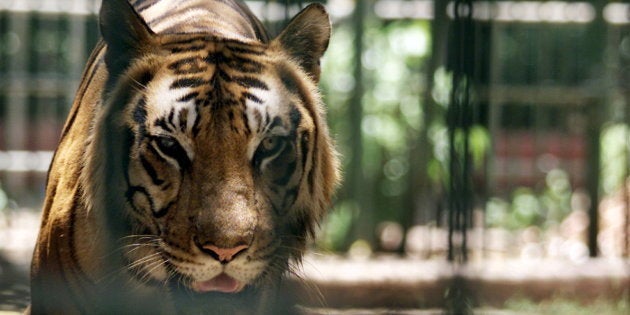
[156,136,177,151]
[261,137,276,151]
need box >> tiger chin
[28,0,339,314]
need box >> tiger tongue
[192,273,242,293]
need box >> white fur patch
[245,79,291,160]
[144,75,198,161]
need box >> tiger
[28,0,339,314]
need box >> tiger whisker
[125,73,150,92]
[137,258,169,285]
[126,252,164,270]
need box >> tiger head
[88,0,338,307]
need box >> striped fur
[29,1,338,314]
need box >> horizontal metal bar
[0,150,53,172]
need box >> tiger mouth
[190,273,245,294]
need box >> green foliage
[485,169,573,230]
[0,183,7,212]
[317,200,358,251]
[317,9,628,252]
[510,188,542,229]
[503,295,630,315]
[540,169,572,226]
[319,19,432,250]
[485,197,510,228]
[360,20,430,155]
[469,126,490,170]
[319,19,498,250]
[600,123,629,195]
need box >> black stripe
[273,160,297,186]
[216,98,239,108]
[269,116,283,130]
[167,109,175,128]
[289,105,302,128]
[170,77,206,89]
[178,108,189,132]
[151,135,192,170]
[228,110,235,122]
[278,63,299,95]
[235,76,269,90]
[154,200,174,218]
[133,97,147,124]
[192,112,202,136]
[140,154,164,186]
[136,70,155,88]
[242,92,262,104]
[229,55,264,74]
[155,117,173,132]
[276,65,320,196]
[147,142,168,165]
[217,68,232,82]
[171,44,207,53]
[205,51,225,64]
[300,131,310,184]
[307,144,317,194]
[178,91,199,103]
[228,45,266,56]
[241,110,251,136]
[164,36,209,46]
[126,185,158,217]
[252,109,263,133]
[134,0,160,12]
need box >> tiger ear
[99,0,155,75]
[274,3,331,82]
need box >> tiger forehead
[161,37,268,71]
[156,39,272,106]
[137,40,286,137]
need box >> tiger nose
[200,243,249,264]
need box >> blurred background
[0,0,628,314]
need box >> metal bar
[447,0,475,264]
[585,0,607,258]
[347,0,372,246]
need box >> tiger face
[94,0,338,306]
[123,39,319,292]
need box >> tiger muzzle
[193,186,257,260]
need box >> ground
[0,209,628,314]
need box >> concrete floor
[0,210,628,314]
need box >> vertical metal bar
[4,11,30,199]
[586,100,601,258]
[406,0,448,244]
[624,27,630,258]
[347,0,372,246]
[624,106,629,258]
[66,12,87,110]
[444,1,476,313]
[284,0,290,24]
[447,0,474,264]
[0,11,7,150]
[485,20,502,258]
[585,0,607,258]
[6,13,28,150]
